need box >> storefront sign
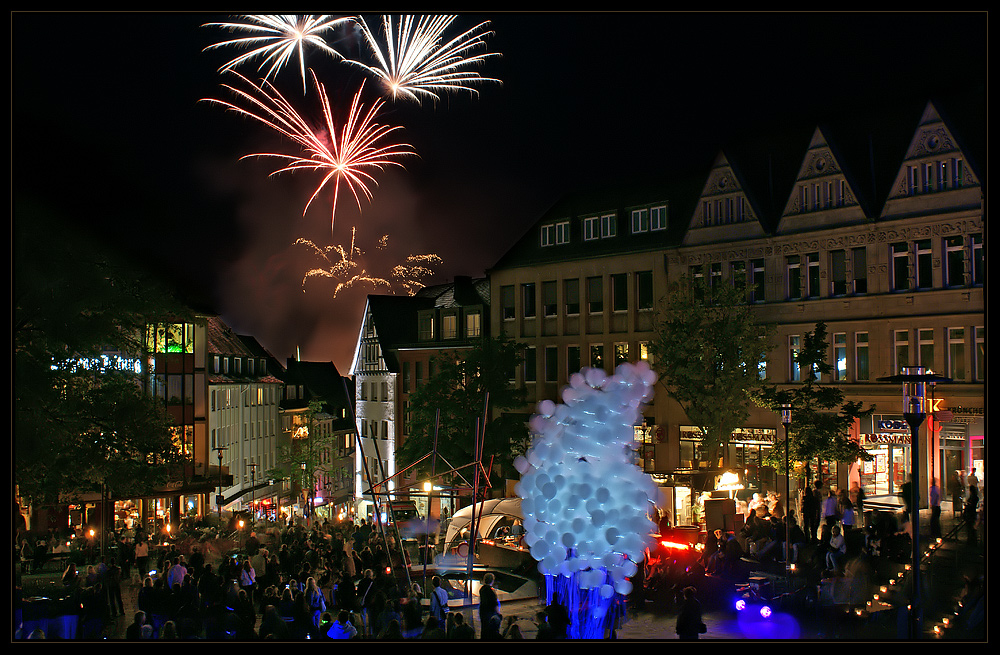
[863,433,912,445]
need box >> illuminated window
[833,333,847,381]
[590,344,604,370]
[465,311,481,338]
[789,335,801,382]
[442,314,457,340]
[614,342,629,366]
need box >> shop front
[856,415,912,500]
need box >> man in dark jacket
[675,586,704,640]
[479,572,501,639]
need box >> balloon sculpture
[514,361,661,638]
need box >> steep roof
[489,174,702,272]
[280,358,354,429]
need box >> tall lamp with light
[780,402,792,589]
[878,366,950,640]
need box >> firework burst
[203,14,356,93]
[351,15,501,104]
[202,70,415,232]
[296,228,441,297]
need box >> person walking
[675,586,705,640]
[929,478,942,538]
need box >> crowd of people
[18,517,571,640]
[699,474,984,592]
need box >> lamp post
[878,366,950,640]
[780,402,792,590]
[247,462,258,523]
[215,447,228,519]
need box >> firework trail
[203,14,356,93]
[296,228,441,297]
[350,15,501,103]
[202,70,415,233]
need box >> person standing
[822,488,840,529]
[949,471,963,518]
[963,486,979,545]
[675,586,705,640]
[545,592,570,639]
[802,482,820,543]
[479,572,501,639]
[429,576,450,626]
[929,478,942,538]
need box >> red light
[660,540,690,550]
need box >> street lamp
[878,366,951,639]
[215,447,228,519]
[780,402,792,590]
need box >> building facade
[349,277,490,522]
[488,99,984,523]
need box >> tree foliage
[397,334,528,488]
[265,398,343,511]
[757,322,874,474]
[649,277,775,462]
[15,201,191,505]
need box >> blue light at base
[544,569,628,640]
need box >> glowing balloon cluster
[514,361,661,598]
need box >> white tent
[444,498,523,549]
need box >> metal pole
[905,412,925,639]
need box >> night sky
[12,12,986,372]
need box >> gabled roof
[489,175,700,271]
[350,294,435,374]
[682,151,770,246]
[881,100,983,216]
[772,126,870,235]
[281,358,354,428]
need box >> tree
[15,200,191,508]
[265,398,341,520]
[649,276,775,464]
[397,334,529,489]
[757,322,874,477]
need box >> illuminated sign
[877,419,911,431]
[51,353,143,375]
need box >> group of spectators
[17,516,575,640]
